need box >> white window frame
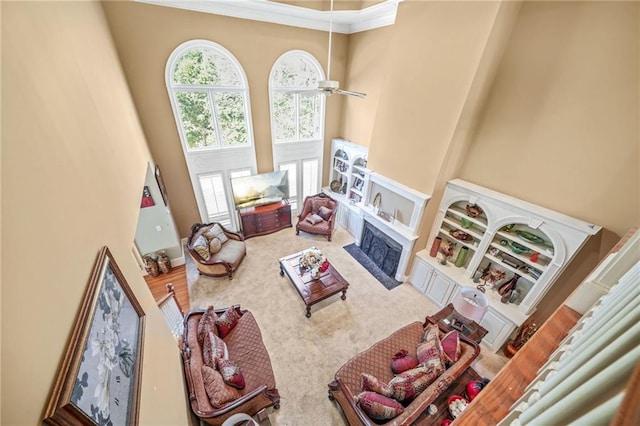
[166,40,258,230]
[269,50,326,210]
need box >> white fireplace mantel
[356,173,430,281]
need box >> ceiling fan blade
[336,89,367,99]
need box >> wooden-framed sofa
[328,320,480,425]
[180,306,280,425]
[187,222,246,279]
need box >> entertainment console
[238,201,292,239]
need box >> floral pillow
[361,373,391,397]
[202,331,228,368]
[204,224,229,245]
[387,364,445,402]
[217,358,246,389]
[193,235,210,261]
[356,391,404,421]
[197,306,217,345]
[209,237,222,254]
[215,308,240,338]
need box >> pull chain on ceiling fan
[317,0,367,98]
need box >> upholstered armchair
[187,222,246,279]
[295,193,337,241]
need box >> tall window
[269,51,325,210]
[167,40,257,229]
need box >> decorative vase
[143,254,160,277]
[454,247,469,267]
[498,273,520,297]
[312,270,321,280]
[430,237,442,257]
[157,250,172,274]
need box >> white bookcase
[409,179,601,351]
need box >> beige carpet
[188,227,507,425]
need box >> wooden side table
[426,303,488,344]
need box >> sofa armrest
[330,377,376,426]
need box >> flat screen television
[230,170,290,209]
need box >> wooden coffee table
[279,251,349,318]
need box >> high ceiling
[134,0,400,33]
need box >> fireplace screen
[360,221,403,279]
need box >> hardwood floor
[143,264,190,312]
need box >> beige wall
[460,1,639,238]
[359,0,502,193]
[2,2,191,424]
[101,1,349,237]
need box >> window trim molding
[165,39,255,152]
[268,49,326,146]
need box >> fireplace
[360,221,403,279]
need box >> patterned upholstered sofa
[328,320,480,425]
[180,306,280,425]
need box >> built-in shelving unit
[409,179,601,352]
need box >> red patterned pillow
[441,331,461,365]
[391,349,419,374]
[216,358,245,389]
[356,391,404,421]
[361,373,392,397]
[197,306,217,345]
[202,331,227,368]
[215,308,240,338]
[421,323,440,343]
[201,365,241,408]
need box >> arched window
[269,51,325,210]
[166,40,257,228]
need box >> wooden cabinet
[239,201,291,239]
[410,179,601,352]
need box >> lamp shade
[452,287,489,323]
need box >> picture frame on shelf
[44,246,145,426]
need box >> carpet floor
[343,243,403,290]
[187,227,507,425]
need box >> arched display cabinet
[409,179,601,351]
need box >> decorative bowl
[510,241,531,255]
[465,203,483,218]
[449,229,472,241]
[515,230,546,244]
[448,395,469,418]
[460,218,473,229]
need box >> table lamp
[452,287,489,323]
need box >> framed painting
[154,165,168,206]
[44,246,145,426]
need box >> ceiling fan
[316,0,367,98]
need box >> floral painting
[44,247,145,426]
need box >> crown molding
[134,0,401,34]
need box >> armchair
[295,193,337,241]
[187,222,246,279]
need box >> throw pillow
[197,306,218,345]
[417,338,446,372]
[390,349,419,374]
[209,237,222,254]
[356,392,404,421]
[305,214,324,225]
[441,331,461,365]
[387,364,445,402]
[311,197,332,214]
[202,331,228,368]
[215,308,240,338]
[421,323,440,343]
[318,205,333,221]
[204,224,229,245]
[216,358,246,389]
[201,365,241,408]
[193,235,210,261]
[361,373,391,397]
